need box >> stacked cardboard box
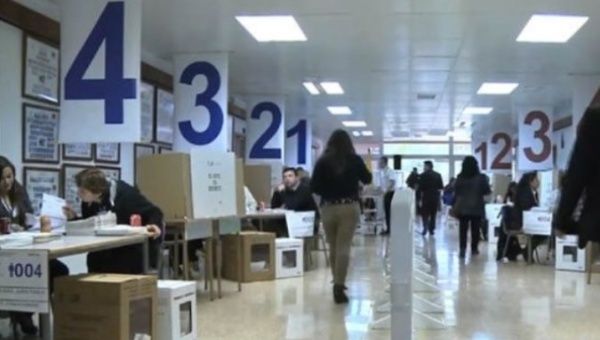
[54,274,157,340]
[222,231,276,282]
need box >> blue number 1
[65,2,136,124]
[178,62,223,145]
[249,102,282,159]
[286,120,307,164]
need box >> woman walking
[453,156,491,259]
[311,130,372,303]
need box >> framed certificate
[22,104,60,164]
[23,167,60,215]
[97,166,121,182]
[155,88,175,145]
[22,35,60,104]
[134,144,155,184]
[158,146,173,154]
[61,164,91,215]
[94,143,121,164]
[141,82,155,143]
[62,143,93,162]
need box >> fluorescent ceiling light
[516,15,588,43]
[352,131,361,137]
[236,16,307,42]
[303,82,320,95]
[320,82,344,95]
[361,130,374,137]
[342,120,367,128]
[328,106,352,115]
[477,82,519,95]
[463,106,493,115]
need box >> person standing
[311,130,372,304]
[453,156,491,258]
[406,167,419,189]
[417,161,444,236]
[378,157,396,235]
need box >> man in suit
[417,161,443,236]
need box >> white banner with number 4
[518,108,554,171]
[60,0,142,143]
[0,250,49,313]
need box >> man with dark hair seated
[271,167,316,212]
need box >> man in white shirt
[379,157,396,235]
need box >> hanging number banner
[518,108,553,171]
[59,0,141,143]
[488,115,514,174]
[174,53,229,152]
[471,131,488,172]
[285,116,311,168]
[246,96,285,164]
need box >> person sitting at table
[271,167,316,212]
[0,156,69,335]
[63,168,162,274]
[514,171,545,260]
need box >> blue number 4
[65,2,136,124]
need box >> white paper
[39,194,67,228]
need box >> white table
[0,234,149,340]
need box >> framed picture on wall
[94,143,121,164]
[158,146,173,154]
[22,35,60,104]
[62,164,91,215]
[154,88,175,145]
[97,166,121,182]
[62,143,93,161]
[22,103,60,164]
[134,144,155,184]
[23,167,60,215]
[141,82,155,143]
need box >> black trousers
[421,208,438,234]
[459,216,481,252]
[383,191,394,233]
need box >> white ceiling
[23,0,600,142]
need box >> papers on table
[34,194,68,229]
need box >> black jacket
[454,174,491,217]
[555,109,600,247]
[271,183,316,212]
[0,182,33,227]
[406,172,419,190]
[417,170,444,211]
[311,154,372,201]
[82,180,163,274]
[513,186,539,229]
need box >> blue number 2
[286,120,307,164]
[249,102,282,159]
[178,62,223,145]
[65,2,136,124]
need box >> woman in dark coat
[64,168,163,274]
[555,107,600,248]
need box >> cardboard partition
[236,159,245,216]
[244,165,272,204]
[54,274,157,340]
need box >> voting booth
[275,238,303,279]
[157,280,197,340]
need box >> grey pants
[321,203,360,285]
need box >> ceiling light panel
[352,131,361,137]
[516,15,588,43]
[236,16,307,42]
[342,121,367,128]
[477,82,519,95]
[320,82,344,95]
[328,106,352,115]
[361,130,374,137]
[303,82,320,95]
[463,106,493,115]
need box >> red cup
[130,214,142,227]
[0,218,11,235]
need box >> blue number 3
[178,62,224,145]
[250,102,282,159]
[65,2,136,125]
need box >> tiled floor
[3,218,600,339]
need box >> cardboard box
[275,238,304,279]
[236,159,245,216]
[54,274,157,340]
[556,236,587,272]
[244,165,272,205]
[157,281,197,340]
[222,231,276,282]
[137,153,193,220]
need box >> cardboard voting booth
[54,274,157,340]
[244,164,272,205]
[222,232,276,282]
[276,238,303,279]
[556,236,587,272]
[137,152,244,220]
[157,280,197,340]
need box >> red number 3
[524,111,552,163]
